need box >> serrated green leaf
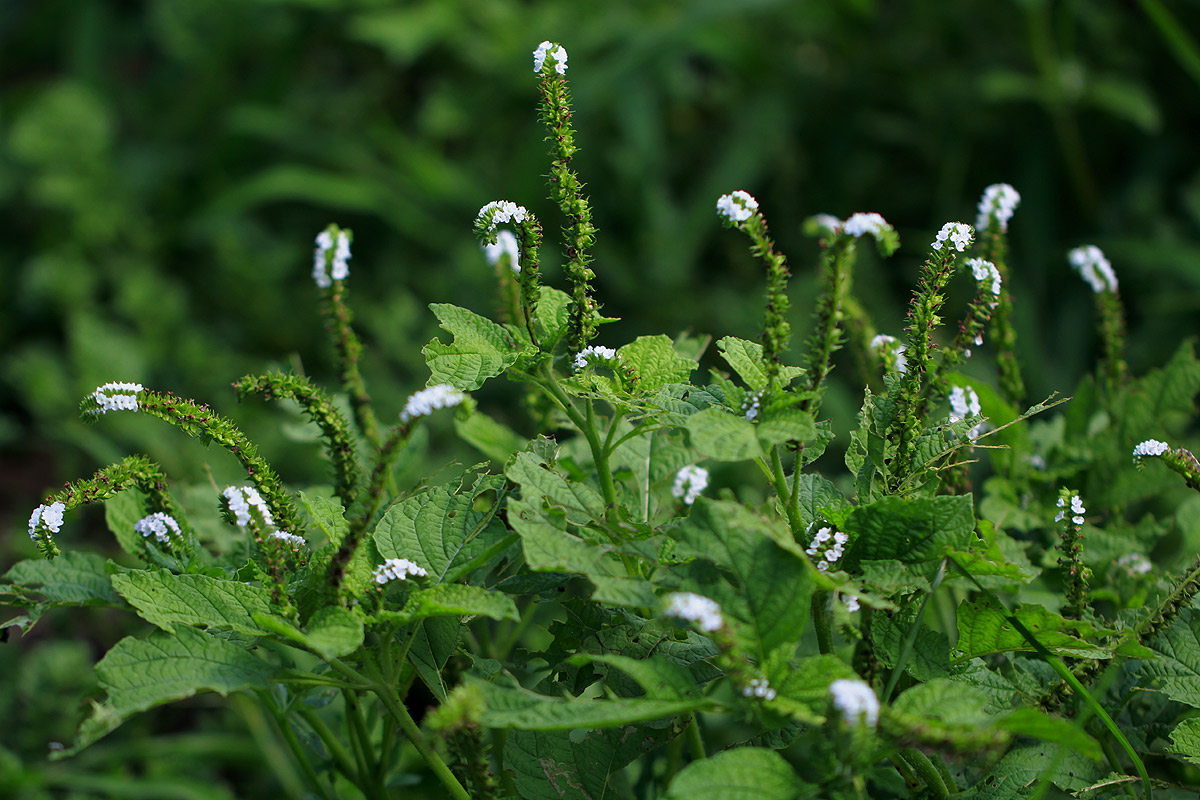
[955,596,1111,662]
[105,490,149,561]
[794,472,850,529]
[409,617,461,701]
[506,451,605,522]
[298,490,348,547]
[716,337,804,391]
[755,408,817,449]
[4,552,121,606]
[423,303,523,390]
[893,678,990,725]
[382,584,518,624]
[66,626,275,755]
[673,499,812,661]
[1167,717,1200,766]
[567,654,699,700]
[873,602,951,680]
[534,287,572,345]
[961,745,1103,798]
[373,472,508,584]
[1142,607,1200,707]
[845,494,975,569]
[686,407,763,462]
[476,678,705,730]
[663,747,804,800]
[505,725,674,800]
[770,653,859,720]
[250,606,363,659]
[618,335,695,393]
[110,570,273,636]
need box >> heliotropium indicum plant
[9,40,1200,800]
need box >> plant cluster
[8,39,1200,800]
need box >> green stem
[343,690,376,791]
[900,749,950,800]
[813,591,835,654]
[767,448,804,536]
[882,559,947,703]
[684,712,706,761]
[372,679,473,800]
[251,693,333,800]
[298,707,360,783]
[538,369,619,520]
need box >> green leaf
[1167,717,1200,766]
[686,407,763,462]
[373,472,508,584]
[454,410,525,465]
[617,335,695,393]
[755,409,817,450]
[110,570,273,637]
[4,552,121,606]
[955,596,1111,662]
[893,678,989,725]
[663,747,805,800]
[298,490,348,547]
[250,606,364,659]
[1142,607,1200,707]
[422,303,523,390]
[770,653,860,721]
[794,473,851,529]
[505,725,674,800]
[873,601,951,680]
[673,499,812,661]
[534,287,572,345]
[381,584,519,625]
[105,490,149,560]
[845,495,975,569]
[567,653,699,700]
[66,626,276,756]
[506,451,605,522]
[475,678,705,730]
[962,745,1103,798]
[409,617,461,701]
[716,337,804,391]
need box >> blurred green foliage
[1,0,1199,791]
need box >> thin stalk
[900,749,950,800]
[248,693,333,800]
[342,690,376,792]
[684,712,706,760]
[297,707,359,783]
[370,678,473,800]
[882,559,947,703]
[768,448,804,536]
[537,369,619,519]
[492,728,519,797]
[495,600,540,662]
[813,591,835,654]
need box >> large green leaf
[873,600,951,680]
[252,606,364,659]
[422,303,523,390]
[673,499,812,661]
[4,552,121,606]
[845,494,975,569]
[506,451,605,523]
[770,653,860,722]
[685,406,815,463]
[66,626,276,756]
[955,596,1111,662]
[373,472,508,584]
[380,584,519,625]
[617,335,695,393]
[663,747,805,800]
[716,337,804,391]
[505,725,674,800]
[1168,717,1200,766]
[298,490,348,547]
[110,570,273,636]
[1142,607,1200,707]
[567,653,700,700]
[476,678,705,730]
[454,409,525,465]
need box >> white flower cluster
[844,594,861,613]
[931,222,973,253]
[966,258,1002,297]
[373,557,428,585]
[806,525,848,572]
[1133,438,1170,464]
[533,41,568,74]
[89,382,144,415]
[223,485,274,528]
[28,501,66,542]
[478,201,528,237]
[1117,552,1152,575]
[742,677,777,701]
[869,334,908,374]
[976,183,1021,232]
[573,345,619,371]
[400,384,466,424]
[484,229,521,273]
[948,385,985,440]
[135,512,182,544]
[742,389,764,421]
[313,229,351,288]
[1055,493,1086,525]
[672,465,709,505]
[716,190,759,223]
[1068,245,1117,294]
[663,592,723,632]
[829,679,879,727]
[843,212,892,240]
[270,530,306,548]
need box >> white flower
[484,229,521,273]
[870,334,908,374]
[932,222,974,253]
[1068,245,1117,294]
[806,526,847,572]
[533,41,568,74]
[663,592,723,632]
[400,384,467,424]
[1117,552,1152,575]
[829,679,879,727]
[88,382,144,416]
[135,512,182,544]
[223,485,275,528]
[844,594,861,613]
[573,345,619,372]
[478,201,529,236]
[1133,438,1170,464]
[741,677,777,702]
[373,557,428,585]
[716,190,759,223]
[742,389,764,421]
[313,229,350,288]
[843,212,893,241]
[976,183,1021,232]
[672,465,709,505]
[270,531,306,548]
[811,214,843,235]
[966,258,1002,297]
[28,501,66,542]
[331,231,351,282]
[1054,492,1086,525]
